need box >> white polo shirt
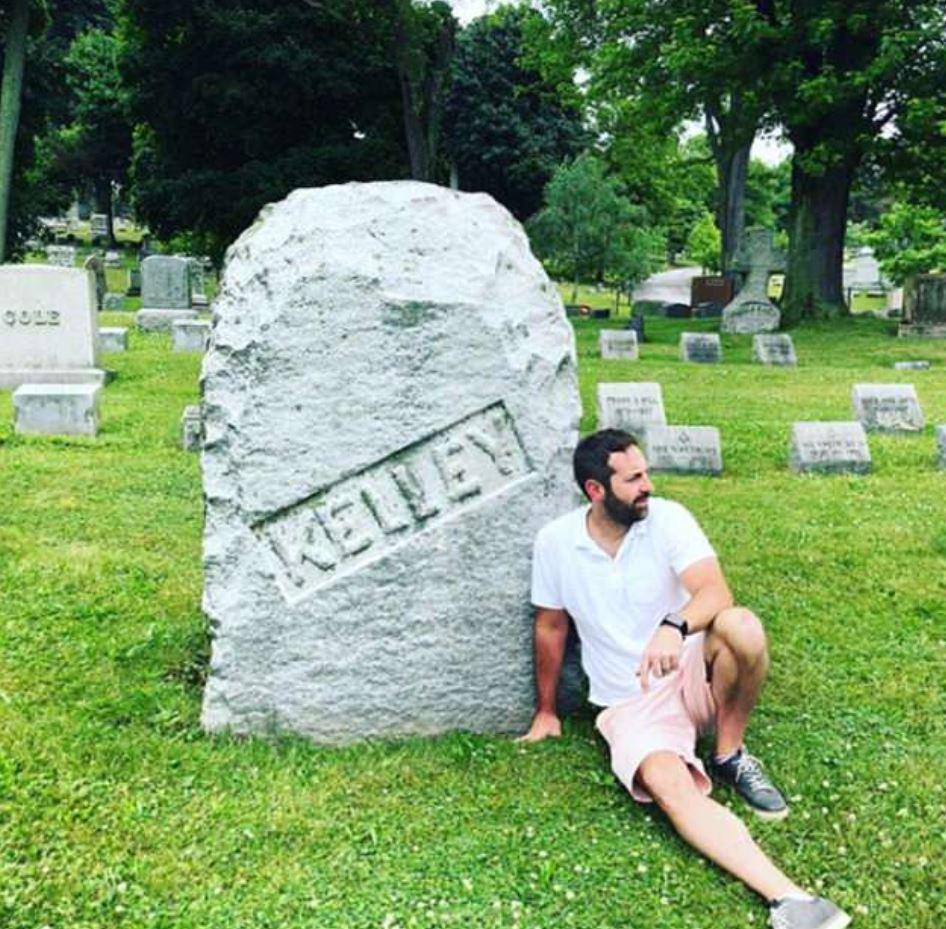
[530,497,716,707]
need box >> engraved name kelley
[255,402,533,604]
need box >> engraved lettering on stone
[2,308,63,327]
[255,402,532,604]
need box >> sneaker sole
[751,804,789,822]
[816,912,851,929]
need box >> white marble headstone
[851,384,924,433]
[643,425,722,475]
[596,382,666,434]
[599,329,638,360]
[789,422,871,474]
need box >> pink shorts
[594,634,716,803]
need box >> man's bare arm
[517,607,569,742]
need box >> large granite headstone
[596,382,666,434]
[721,228,785,334]
[140,255,191,309]
[0,265,104,387]
[752,333,797,366]
[789,422,871,474]
[680,332,722,363]
[200,182,582,744]
[851,383,924,433]
[599,329,638,360]
[899,274,946,338]
[643,425,722,476]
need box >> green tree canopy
[442,5,589,221]
[866,201,946,284]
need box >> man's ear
[584,479,606,502]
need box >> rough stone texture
[98,326,127,353]
[103,293,125,311]
[790,422,871,474]
[752,333,797,366]
[721,228,785,333]
[136,308,198,332]
[851,383,924,433]
[46,245,76,267]
[13,382,101,436]
[172,319,211,353]
[141,255,191,309]
[599,329,638,360]
[893,360,930,370]
[936,425,946,469]
[0,265,105,388]
[200,181,582,744]
[643,425,722,475]
[680,332,721,363]
[596,382,666,435]
[182,404,202,451]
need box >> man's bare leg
[636,751,803,901]
[704,606,769,757]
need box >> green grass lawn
[1,313,944,928]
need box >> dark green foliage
[118,0,409,260]
[443,6,589,221]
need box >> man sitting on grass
[519,428,851,929]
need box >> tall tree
[442,5,589,221]
[119,0,408,260]
[0,0,30,260]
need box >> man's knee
[636,751,702,817]
[711,606,768,666]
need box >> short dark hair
[573,429,639,499]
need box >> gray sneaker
[769,896,851,929]
[708,748,789,820]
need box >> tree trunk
[717,143,750,274]
[781,158,855,324]
[0,0,29,262]
[394,8,429,181]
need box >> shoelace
[734,752,773,793]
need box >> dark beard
[603,488,649,528]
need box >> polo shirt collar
[574,505,648,555]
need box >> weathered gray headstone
[596,382,666,434]
[200,181,582,744]
[13,383,101,436]
[752,333,797,366]
[126,267,141,296]
[98,326,127,353]
[936,425,946,469]
[188,258,209,307]
[851,383,924,433]
[721,228,785,334]
[599,329,638,360]
[136,308,198,333]
[893,360,930,370]
[89,213,109,240]
[141,255,191,309]
[0,265,104,388]
[899,274,946,337]
[843,246,885,293]
[46,245,76,268]
[172,319,211,353]
[83,254,106,310]
[103,293,124,311]
[182,404,202,452]
[643,425,722,476]
[680,332,722,363]
[789,422,871,474]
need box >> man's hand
[516,710,562,743]
[636,625,684,691]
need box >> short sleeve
[660,501,716,575]
[530,528,563,609]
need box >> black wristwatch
[659,611,689,638]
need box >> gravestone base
[136,308,198,333]
[13,383,101,436]
[98,327,128,353]
[0,367,106,389]
[172,319,211,352]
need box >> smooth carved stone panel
[200,181,582,745]
[680,332,722,363]
[753,333,797,366]
[851,383,924,433]
[644,425,722,476]
[13,383,101,436]
[790,422,871,474]
[141,255,191,309]
[596,382,666,435]
[599,329,638,360]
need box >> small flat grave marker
[851,383,924,433]
[753,333,797,366]
[893,360,930,370]
[644,425,722,475]
[790,422,871,474]
[680,332,722,363]
[596,382,666,434]
[599,329,638,360]
[13,382,101,436]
